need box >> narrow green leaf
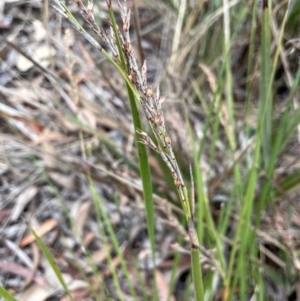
[191,248,204,300]
[280,107,300,150]
[28,225,74,301]
[107,5,157,299]
[259,3,272,169]
[287,0,300,26]
[89,182,138,300]
[107,2,155,253]
[0,286,19,301]
[276,170,300,194]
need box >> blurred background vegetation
[1,0,300,300]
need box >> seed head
[146,88,154,98]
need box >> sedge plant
[52,0,205,299]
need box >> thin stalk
[106,0,156,261]
[224,132,261,298]
[256,4,290,215]
[222,0,236,151]
[89,180,139,300]
[89,177,125,301]
[191,247,205,299]
[28,225,75,301]
[184,102,226,294]
[107,3,157,299]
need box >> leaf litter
[0,0,300,300]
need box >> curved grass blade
[27,224,75,301]
[88,178,139,301]
[0,286,19,301]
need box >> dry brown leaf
[0,260,47,287]
[19,218,58,247]
[63,278,88,291]
[48,171,75,190]
[7,86,38,103]
[0,102,28,117]
[9,84,56,104]
[16,53,35,72]
[34,128,68,145]
[42,141,58,169]
[155,269,176,301]
[198,63,217,93]
[98,116,118,130]
[32,20,47,42]
[11,186,38,221]
[293,214,300,227]
[0,209,11,222]
[60,288,91,301]
[81,107,97,129]
[83,231,95,246]
[7,117,44,140]
[18,283,53,301]
[20,118,44,134]
[20,242,41,290]
[59,117,80,131]
[91,245,112,264]
[0,260,31,277]
[5,239,33,268]
[71,200,92,237]
[16,44,56,72]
